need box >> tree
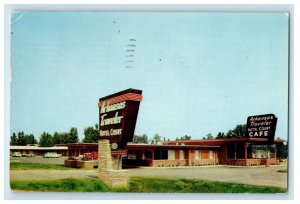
[151,133,161,145]
[176,135,192,140]
[53,132,62,144]
[10,132,36,146]
[68,127,79,143]
[215,132,225,139]
[25,134,37,145]
[39,132,54,147]
[83,124,99,143]
[17,131,26,146]
[132,134,148,144]
[204,133,214,140]
[226,124,246,138]
[226,129,235,138]
[52,127,80,145]
[276,137,288,159]
[232,124,246,138]
[53,132,70,144]
[10,132,17,145]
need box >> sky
[10,12,289,141]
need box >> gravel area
[128,165,288,188]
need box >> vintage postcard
[9,11,289,195]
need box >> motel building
[10,138,285,167]
[10,145,68,156]
[49,137,285,168]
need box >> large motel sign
[98,88,143,150]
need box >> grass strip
[10,177,287,193]
[127,177,287,193]
[10,162,78,170]
[10,178,110,192]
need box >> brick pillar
[151,149,155,167]
[188,149,194,166]
[234,143,237,160]
[224,144,228,162]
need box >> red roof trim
[98,93,143,107]
[163,138,285,145]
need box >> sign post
[97,88,143,188]
[245,113,278,143]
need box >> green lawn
[10,177,287,193]
[10,162,77,170]
[10,178,110,192]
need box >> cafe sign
[98,89,143,150]
[245,113,277,143]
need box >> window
[210,150,215,160]
[161,150,168,160]
[195,150,201,160]
[127,150,137,160]
[247,145,276,159]
[236,143,245,159]
[227,143,245,159]
[195,150,199,160]
[154,150,160,160]
[227,143,235,159]
[179,150,184,160]
[144,150,152,159]
[168,150,175,160]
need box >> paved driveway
[128,166,288,188]
[10,165,287,188]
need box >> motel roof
[56,143,221,150]
[10,145,68,150]
[126,143,221,150]
[163,138,286,145]
[55,137,285,147]
[51,138,286,151]
[57,143,98,147]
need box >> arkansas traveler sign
[98,88,143,150]
[245,113,277,143]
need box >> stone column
[98,140,112,181]
[98,139,129,188]
[112,155,122,170]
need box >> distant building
[10,145,68,156]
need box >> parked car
[82,152,98,160]
[26,153,36,157]
[43,152,61,158]
[68,156,79,160]
[11,152,22,157]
